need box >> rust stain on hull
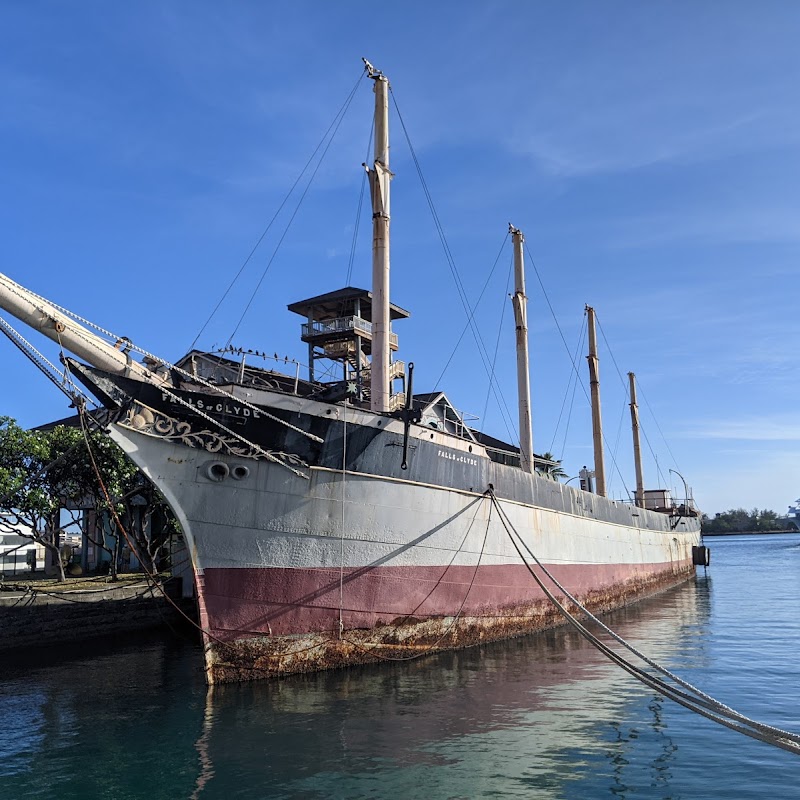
[205,565,695,684]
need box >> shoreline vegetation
[702,529,797,537]
[701,507,796,536]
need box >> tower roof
[287,287,410,323]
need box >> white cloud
[606,206,800,250]
[682,415,800,442]
[508,108,770,179]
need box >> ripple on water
[1,534,799,799]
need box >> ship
[0,61,701,683]
[784,499,800,531]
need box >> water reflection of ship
[192,579,708,797]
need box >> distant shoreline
[701,529,798,537]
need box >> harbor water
[1,533,798,799]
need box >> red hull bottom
[195,560,695,683]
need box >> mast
[365,59,392,414]
[0,272,160,382]
[585,305,606,496]
[628,371,645,508]
[510,225,533,473]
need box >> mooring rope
[488,489,800,755]
[339,492,494,662]
[75,401,347,678]
[75,404,229,648]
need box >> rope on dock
[488,489,800,756]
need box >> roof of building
[287,287,411,322]
[33,412,92,432]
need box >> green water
[2,534,798,798]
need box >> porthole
[232,465,250,481]
[206,462,230,482]
[468,445,473,453]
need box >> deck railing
[301,316,398,348]
[359,360,406,381]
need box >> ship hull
[104,395,699,683]
[197,560,692,683]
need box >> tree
[536,451,568,481]
[1,417,77,581]
[701,507,787,534]
[0,416,177,581]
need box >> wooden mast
[510,224,533,473]
[585,306,606,496]
[365,59,392,413]
[628,371,645,507]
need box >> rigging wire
[637,378,684,475]
[390,91,518,444]
[224,75,365,348]
[345,119,374,285]
[593,312,635,497]
[549,313,587,456]
[595,313,679,489]
[558,356,582,464]
[432,232,518,444]
[520,242,630,494]
[433,232,509,390]
[489,491,800,756]
[523,240,588,393]
[481,253,514,430]
[0,315,94,408]
[607,395,630,500]
[595,314,631,396]
[189,68,367,352]
[640,412,669,490]
[0,316,101,507]
[4,277,322,446]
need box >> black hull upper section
[71,361,699,537]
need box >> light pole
[669,468,689,510]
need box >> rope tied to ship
[337,490,494,662]
[76,404,226,641]
[487,488,800,756]
[74,402,338,680]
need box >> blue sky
[1,1,799,515]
